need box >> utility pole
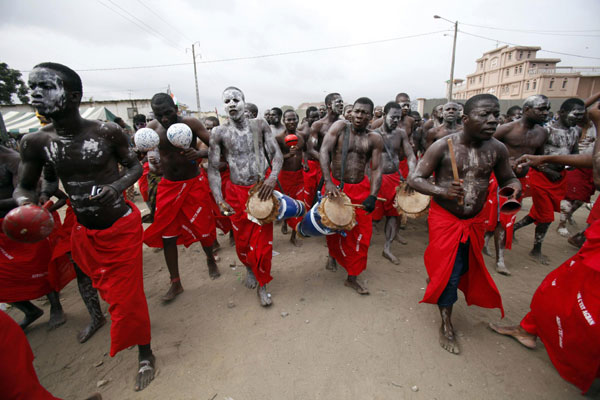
[191,43,201,114]
[448,20,458,102]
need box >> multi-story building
[451,45,600,100]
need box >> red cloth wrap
[0,311,60,399]
[373,171,401,220]
[519,219,600,393]
[279,169,305,230]
[398,158,409,180]
[325,175,373,276]
[138,161,149,202]
[0,212,74,302]
[202,168,232,234]
[564,168,595,203]
[587,199,600,225]
[484,175,522,249]
[226,183,273,286]
[47,210,75,292]
[71,202,151,357]
[303,159,322,207]
[144,174,216,248]
[421,200,504,317]
[520,174,531,199]
[528,168,567,224]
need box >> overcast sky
[2,0,599,114]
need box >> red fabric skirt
[421,201,504,316]
[398,159,409,181]
[138,162,150,202]
[528,168,567,224]
[587,200,600,225]
[325,175,373,276]
[202,168,232,234]
[279,169,305,230]
[484,175,523,249]
[564,168,595,203]
[144,174,216,248]
[0,311,60,399]
[303,159,322,207]
[71,202,151,357]
[227,183,273,286]
[373,171,401,220]
[520,219,600,393]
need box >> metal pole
[191,43,201,114]
[448,21,458,102]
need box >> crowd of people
[0,61,598,398]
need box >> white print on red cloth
[556,316,564,348]
[578,292,596,326]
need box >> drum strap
[339,122,351,190]
[376,129,405,181]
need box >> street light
[434,15,458,102]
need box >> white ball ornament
[166,123,192,148]
[134,128,160,151]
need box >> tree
[0,62,29,105]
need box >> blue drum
[297,198,336,237]
[273,190,305,221]
[297,193,355,237]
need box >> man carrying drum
[371,102,417,265]
[319,97,383,294]
[207,87,283,307]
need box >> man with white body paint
[483,95,549,275]
[208,87,283,307]
[14,62,155,391]
[513,98,583,264]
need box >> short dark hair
[205,116,220,126]
[395,93,410,102]
[114,117,124,124]
[271,107,282,118]
[223,86,245,100]
[283,109,298,119]
[464,94,499,115]
[245,102,258,114]
[506,105,522,116]
[325,92,341,106]
[151,93,175,107]
[133,114,146,125]
[353,97,374,114]
[34,62,82,94]
[383,101,401,114]
[560,98,584,113]
[411,111,421,119]
[306,106,317,117]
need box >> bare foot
[290,231,302,247]
[439,326,460,354]
[19,308,44,330]
[528,249,549,265]
[325,256,338,271]
[77,316,106,343]
[134,354,155,391]
[394,232,408,245]
[244,267,258,289]
[48,307,66,330]
[281,223,288,235]
[382,249,400,265]
[495,262,511,276]
[207,258,221,280]
[161,280,183,302]
[344,276,369,295]
[488,323,537,349]
[257,285,272,307]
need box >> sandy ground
[6,195,600,400]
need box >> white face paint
[28,68,67,116]
[223,89,246,121]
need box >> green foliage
[0,62,29,105]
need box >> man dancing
[15,62,154,391]
[208,87,283,306]
[409,94,520,354]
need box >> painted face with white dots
[222,88,246,121]
[28,68,67,116]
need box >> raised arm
[399,129,417,177]
[584,91,600,109]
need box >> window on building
[478,76,482,83]
[526,81,530,90]
[532,63,536,68]
[533,80,537,90]
[518,51,523,59]
[527,51,531,58]
[506,69,509,77]
[515,66,518,74]
[508,52,512,61]
[562,79,567,89]
[549,79,554,89]
[491,58,498,68]
[519,65,523,74]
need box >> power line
[459,21,600,34]
[20,29,450,73]
[458,30,600,61]
[134,0,194,43]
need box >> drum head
[395,183,430,218]
[320,194,355,230]
[245,184,279,223]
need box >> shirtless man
[422,104,444,135]
[208,87,283,307]
[269,107,285,136]
[15,62,154,391]
[372,102,417,264]
[306,93,344,208]
[320,97,383,293]
[343,104,353,121]
[275,110,305,246]
[373,105,383,120]
[297,106,319,140]
[370,93,415,138]
[425,102,463,150]
[408,94,520,354]
[318,104,327,119]
[245,103,258,119]
[143,93,218,302]
[506,105,523,123]
[483,95,549,275]
[513,98,583,264]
